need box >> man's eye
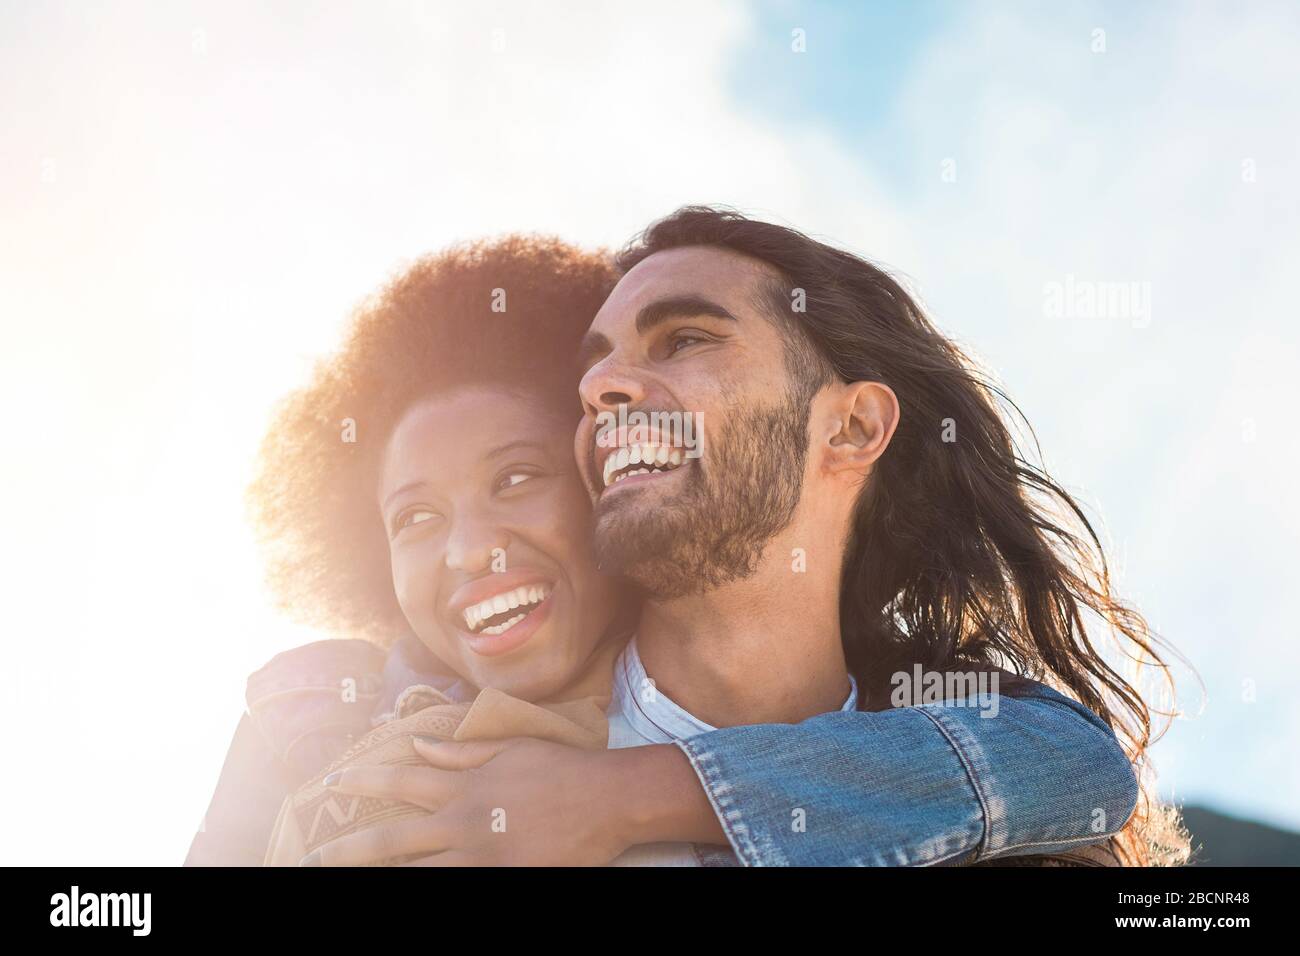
[669,333,706,354]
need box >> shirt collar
[612,635,858,742]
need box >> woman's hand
[302,737,648,867]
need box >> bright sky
[2,1,1297,864]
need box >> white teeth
[614,467,652,484]
[461,583,552,632]
[601,444,687,488]
[480,612,525,636]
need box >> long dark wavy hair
[617,206,1191,866]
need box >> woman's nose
[442,516,509,574]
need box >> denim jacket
[677,679,1138,866]
[184,637,1138,867]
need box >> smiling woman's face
[378,385,623,701]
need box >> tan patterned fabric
[262,641,619,866]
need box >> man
[569,206,1163,865]
[578,221,886,731]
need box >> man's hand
[301,737,645,867]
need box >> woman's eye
[497,472,534,491]
[394,508,439,534]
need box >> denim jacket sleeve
[675,679,1140,866]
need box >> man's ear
[824,381,899,475]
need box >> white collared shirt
[605,636,859,866]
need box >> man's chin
[594,483,678,531]
[594,508,684,587]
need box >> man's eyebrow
[635,295,738,333]
[576,296,737,373]
[577,329,612,372]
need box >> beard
[592,392,811,599]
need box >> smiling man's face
[575,245,824,597]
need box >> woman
[186,234,1169,867]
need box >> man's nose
[443,514,509,574]
[579,356,647,417]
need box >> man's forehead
[597,246,773,323]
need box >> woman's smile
[461,590,555,657]
[448,569,559,658]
